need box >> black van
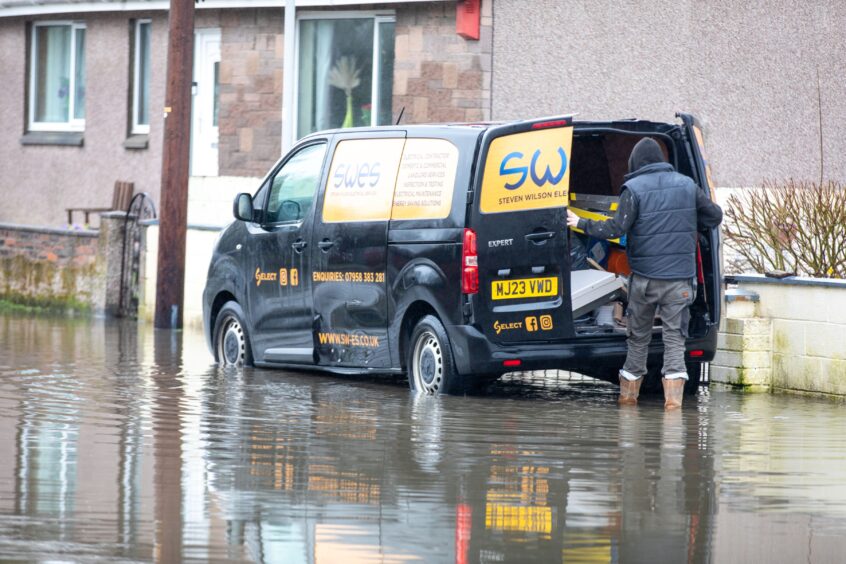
[203,113,721,395]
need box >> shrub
[723,180,846,279]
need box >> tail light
[462,228,478,294]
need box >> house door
[191,28,220,177]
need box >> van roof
[299,117,680,143]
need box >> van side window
[266,142,327,224]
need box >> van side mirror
[233,193,254,222]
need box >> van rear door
[470,117,575,344]
[678,112,722,327]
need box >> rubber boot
[618,376,643,405]
[662,377,684,410]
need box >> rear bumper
[446,323,718,377]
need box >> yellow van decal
[322,138,405,223]
[480,126,573,214]
[317,331,380,348]
[313,270,385,283]
[391,138,458,220]
[255,268,277,286]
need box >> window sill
[20,131,84,147]
[124,134,149,150]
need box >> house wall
[218,8,284,177]
[491,0,846,187]
[0,12,168,228]
[393,1,492,124]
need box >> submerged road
[1,312,845,562]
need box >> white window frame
[131,19,152,135]
[28,20,86,132]
[293,10,396,141]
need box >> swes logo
[499,148,568,190]
[333,162,382,188]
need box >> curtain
[35,25,71,123]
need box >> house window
[296,14,395,139]
[132,20,152,134]
[29,22,86,131]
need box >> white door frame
[191,28,221,177]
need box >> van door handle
[525,231,555,242]
[292,239,307,253]
[318,239,334,251]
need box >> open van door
[678,112,722,328]
[469,116,575,344]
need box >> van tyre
[407,315,463,395]
[213,301,253,368]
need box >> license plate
[491,276,558,301]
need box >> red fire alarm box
[456,0,481,40]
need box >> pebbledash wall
[491,0,846,187]
[0,2,491,228]
[0,12,168,229]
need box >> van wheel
[407,315,462,395]
[213,301,253,367]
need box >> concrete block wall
[714,276,846,396]
[712,302,772,389]
[741,276,846,396]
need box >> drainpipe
[282,0,296,153]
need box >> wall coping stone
[727,274,846,290]
[726,288,759,302]
[0,222,99,238]
[140,219,224,232]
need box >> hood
[627,138,666,173]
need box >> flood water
[1,313,846,563]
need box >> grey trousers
[621,275,694,379]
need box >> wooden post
[155,0,194,329]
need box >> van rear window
[479,126,573,214]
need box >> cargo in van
[203,113,721,396]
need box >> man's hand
[566,209,581,229]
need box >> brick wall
[394,2,493,124]
[218,8,284,177]
[0,224,103,310]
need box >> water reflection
[1,313,845,562]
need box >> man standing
[566,138,722,409]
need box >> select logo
[493,320,523,335]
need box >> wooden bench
[66,181,135,227]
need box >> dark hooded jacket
[576,137,722,279]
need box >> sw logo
[499,147,568,190]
